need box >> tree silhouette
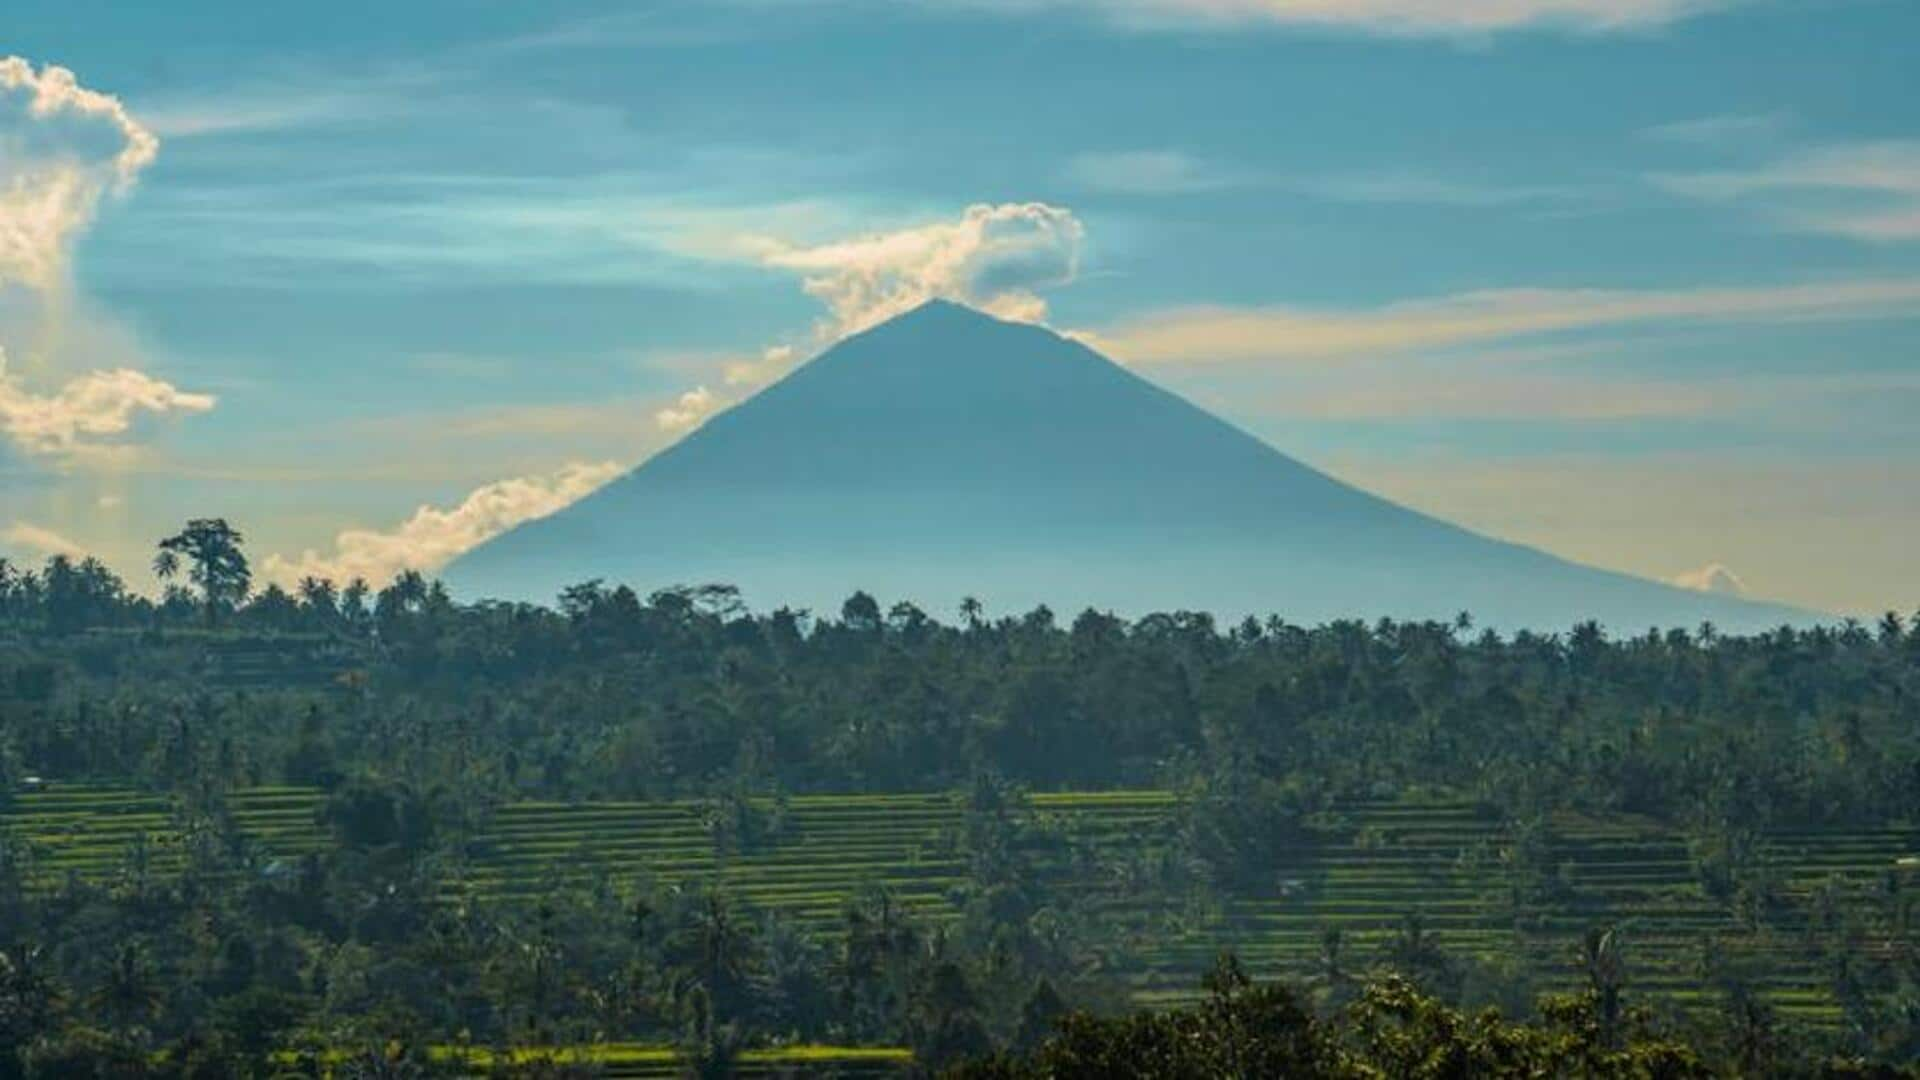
[298,576,339,627]
[155,519,251,625]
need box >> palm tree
[89,942,161,1036]
[155,518,251,625]
[1384,911,1451,994]
[1311,925,1356,1007]
[298,576,340,627]
[1580,924,1627,1049]
[377,570,429,619]
[694,892,756,1020]
[341,577,371,625]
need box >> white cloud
[0,60,202,468]
[646,204,1084,443]
[409,351,516,380]
[1,56,159,291]
[1640,112,1789,145]
[0,520,86,561]
[655,385,724,432]
[1062,150,1236,195]
[756,202,1086,340]
[722,344,797,388]
[1301,171,1585,208]
[1256,367,1730,421]
[1093,277,1920,365]
[931,0,1745,34]
[1670,562,1748,597]
[1656,140,1920,242]
[262,460,623,587]
[649,344,801,434]
[0,346,216,461]
[138,90,373,139]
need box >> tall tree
[155,519,251,625]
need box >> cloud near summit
[318,201,1090,575]
[1670,562,1748,597]
[756,202,1085,340]
[647,203,1087,437]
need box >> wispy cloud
[1211,351,1920,428]
[128,173,862,290]
[1656,140,1920,242]
[130,9,786,142]
[263,460,623,588]
[1640,111,1790,146]
[923,0,1749,35]
[1094,278,1920,365]
[408,351,517,380]
[1062,150,1241,195]
[0,520,86,561]
[1301,171,1589,208]
[1062,157,1594,208]
[1248,367,1731,422]
[340,398,659,453]
[139,89,379,139]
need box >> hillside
[9,785,1911,1033]
[446,300,1808,630]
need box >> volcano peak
[446,304,1812,631]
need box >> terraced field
[5,785,1914,1031]
[279,1044,911,1078]
[0,785,329,881]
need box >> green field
[6,785,1915,1032]
[271,1043,911,1078]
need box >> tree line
[2,522,1919,1074]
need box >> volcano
[445,300,1810,631]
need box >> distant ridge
[446,300,1815,631]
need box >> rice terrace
[5,2,1920,1075]
[8,731,1920,1072]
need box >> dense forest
[3,525,1919,1076]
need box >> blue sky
[2,0,1916,615]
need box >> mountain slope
[446,300,1811,631]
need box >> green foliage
[1180,769,1317,891]
[954,959,1725,1079]
[154,519,251,624]
[1,570,1918,1069]
[321,777,437,853]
